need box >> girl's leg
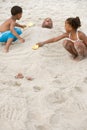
[4,38,13,52]
[63,40,78,58]
[74,41,87,57]
[74,41,87,60]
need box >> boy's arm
[37,33,68,47]
[15,23,26,29]
[10,22,25,43]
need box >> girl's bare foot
[72,54,78,59]
[15,73,24,79]
[70,54,78,59]
[74,56,84,61]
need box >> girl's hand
[36,42,45,47]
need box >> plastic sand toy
[32,45,39,50]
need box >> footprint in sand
[65,97,87,112]
[0,104,26,121]
[1,80,21,87]
[50,112,60,126]
[77,118,87,130]
[0,97,27,130]
[52,79,62,84]
[46,91,67,106]
[75,100,87,111]
[83,77,87,83]
[33,86,43,92]
[36,125,52,130]
[75,86,83,92]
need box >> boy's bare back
[0,18,15,32]
[0,6,26,52]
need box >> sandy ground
[0,0,87,130]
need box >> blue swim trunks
[0,28,22,43]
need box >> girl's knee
[63,40,73,50]
[75,45,84,56]
[74,43,85,51]
[63,40,69,48]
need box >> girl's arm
[37,33,68,47]
[79,31,87,47]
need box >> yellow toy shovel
[32,45,39,50]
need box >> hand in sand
[19,37,25,43]
[32,42,44,50]
[36,42,44,47]
[22,25,27,29]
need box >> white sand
[0,0,87,130]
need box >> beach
[0,0,87,130]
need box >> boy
[0,5,26,52]
[42,18,53,29]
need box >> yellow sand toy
[32,45,39,50]
[27,22,35,27]
[24,22,35,30]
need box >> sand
[0,0,87,130]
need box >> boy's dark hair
[11,6,22,16]
[66,17,81,30]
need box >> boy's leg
[4,38,13,52]
[63,40,78,58]
[8,28,22,42]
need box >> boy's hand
[19,37,25,43]
[22,25,27,29]
[36,42,44,47]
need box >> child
[37,17,87,60]
[0,6,26,52]
[42,18,53,29]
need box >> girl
[37,17,87,60]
